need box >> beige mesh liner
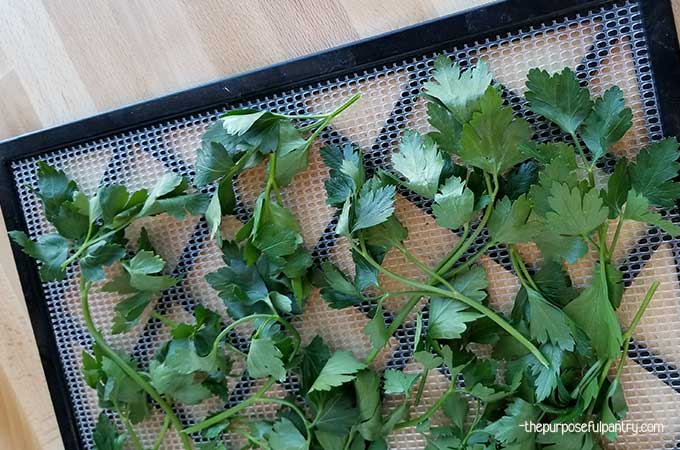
[9,1,679,449]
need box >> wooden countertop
[0,1,678,449]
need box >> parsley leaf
[526,288,575,351]
[247,337,287,381]
[581,86,632,163]
[484,398,540,448]
[545,183,608,237]
[623,190,680,235]
[488,195,539,244]
[628,137,680,207]
[9,231,71,281]
[354,369,383,441]
[266,417,308,450]
[564,263,622,360]
[383,369,420,395]
[352,181,396,232]
[422,56,493,124]
[92,413,126,450]
[309,351,366,393]
[432,176,475,230]
[459,87,532,176]
[427,298,483,340]
[525,67,593,134]
[392,130,445,198]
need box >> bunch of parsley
[10,55,680,450]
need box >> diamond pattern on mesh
[9,1,680,449]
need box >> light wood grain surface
[0,1,678,449]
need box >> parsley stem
[79,277,194,450]
[509,246,539,292]
[152,414,171,450]
[353,243,550,367]
[608,212,627,261]
[395,384,455,429]
[461,399,483,447]
[183,378,277,434]
[445,240,496,279]
[113,402,144,450]
[571,132,595,186]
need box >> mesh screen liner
[10,1,680,449]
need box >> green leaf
[138,173,185,217]
[628,138,680,207]
[266,417,308,450]
[310,391,357,435]
[221,110,269,135]
[80,242,125,281]
[624,190,680,236]
[352,182,396,232]
[9,231,71,281]
[449,266,488,302]
[545,183,608,237]
[123,250,177,292]
[309,351,366,392]
[501,160,540,200]
[414,351,443,370]
[488,195,539,244]
[195,141,235,186]
[98,185,130,224]
[564,262,622,360]
[52,200,89,240]
[253,223,302,258]
[274,121,309,187]
[422,56,493,124]
[206,249,271,319]
[36,161,78,221]
[150,334,230,404]
[92,413,127,450]
[600,378,628,441]
[528,343,563,402]
[427,298,483,340]
[383,369,420,395]
[525,67,593,134]
[111,292,152,334]
[319,261,364,309]
[441,391,468,431]
[392,130,445,198]
[321,144,363,207]
[432,176,475,230]
[364,304,389,351]
[247,338,287,381]
[100,357,150,423]
[459,87,532,175]
[605,158,630,218]
[354,369,383,441]
[299,336,331,394]
[581,86,632,163]
[484,398,540,448]
[526,288,575,351]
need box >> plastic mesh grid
[9,1,680,448]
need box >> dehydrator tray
[1,1,680,448]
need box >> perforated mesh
[10,1,680,449]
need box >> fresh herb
[10,56,679,450]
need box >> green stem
[209,314,299,359]
[302,93,361,148]
[571,132,595,186]
[152,414,171,450]
[183,378,277,434]
[510,247,539,292]
[445,240,496,278]
[461,399,483,446]
[413,369,429,407]
[608,209,627,261]
[353,243,549,367]
[79,278,194,450]
[395,385,455,429]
